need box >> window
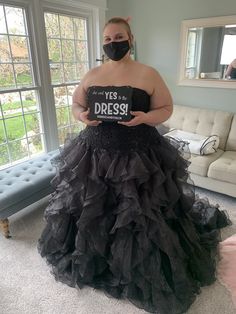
[220,34,236,65]
[185,28,202,79]
[44,12,89,145]
[0,4,43,166]
[0,0,103,168]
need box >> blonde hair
[104,17,132,41]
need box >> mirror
[178,15,236,88]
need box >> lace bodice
[79,86,160,153]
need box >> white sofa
[163,105,236,198]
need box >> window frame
[185,28,202,79]
[0,0,105,168]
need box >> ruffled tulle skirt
[38,124,230,314]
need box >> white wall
[106,0,236,112]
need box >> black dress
[38,86,230,314]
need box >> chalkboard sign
[88,86,133,122]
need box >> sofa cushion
[189,149,224,177]
[226,114,236,151]
[163,105,233,150]
[208,151,236,184]
[0,150,58,211]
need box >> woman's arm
[72,80,87,121]
[119,67,173,127]
[144,68,173,126]
[72,72,101,126]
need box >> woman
[218,234,236,308]
[38,17,230,314]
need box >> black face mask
[103,40,130,61]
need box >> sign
[88,86,133,122]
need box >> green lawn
[0,101,84,166]
[0,113,39,142]
[0,73,32,88]
[2,99,35,111]
[0,112,41,166]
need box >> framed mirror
[178,15,236,88]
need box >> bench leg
[0,218,11,238]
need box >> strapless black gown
[38,86,231,314]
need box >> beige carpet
[0,188,236,314]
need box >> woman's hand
[118,111,147,127]
[79,109,102,126]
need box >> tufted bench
[0,150,59,238]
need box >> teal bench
[0,150,58,238]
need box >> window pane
[0,64,15,89]
[44,13,60,38]
[54,86,67,107]
[22,90,40,113]
[62,39,75,62]
[56,107,69,127]
[60,15,73,39]
[1,92,23,118]
[64,63,76,82]
[0,144,9,166]
[15,63,33,86]
[0,119,6,143]
[45,12,90,86]
[29,134,43,156]
[73,18,87,40]
[67,85,74,105]
[9,139,28,161]
[45,12,90,144]
[5,6,26,35]
[25,113,41,135]
[48,39,61,62]
[58,127,70,145]
[50,63,63,83]
[0,35,11,62]
[9,35,29,62]
[77,63,88,79]
[0,5,43,167]
[5,116,25,140]
[0,5,7,34]
[220,34,236,65]
[76,41,88,61]
[186,31,197,68]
